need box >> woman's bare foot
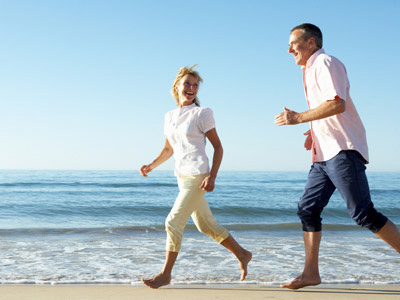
[238,250,252,281]
[142,273,171,289]
[280,274,321,289]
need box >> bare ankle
[281,273,321,290]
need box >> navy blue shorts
[298,150,387,233]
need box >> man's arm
[274,98,345,126]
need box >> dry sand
[1,285,400,300]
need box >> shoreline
[2,282,400,288]
[1,284,399,300]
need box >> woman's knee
[194,213,220,236]
[165,213,182,234]
[195,218,212,235]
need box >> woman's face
[175,74,199,106]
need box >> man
[275,23,400,290]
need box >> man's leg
[328,151,400,252]
[375,220,400,254]
[281,163,335,289]
[281,231,322,289]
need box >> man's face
[288,29,315,66]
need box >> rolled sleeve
[318,57,349,102]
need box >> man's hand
[274,107,301,126]
[304,130,313,151]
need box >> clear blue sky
[1,0,399,172]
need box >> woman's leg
[191,177,252,280]
[220,235,252,280]
[142,175,203,288]
[142,251,178,289]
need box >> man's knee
[351,204,388,233]
[297,207,323,232]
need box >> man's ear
[308,37,316,49]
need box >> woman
[140,65,252,289]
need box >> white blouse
[164,103,215,176]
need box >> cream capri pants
[165,173,230,252]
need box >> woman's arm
[200,128,223,192]
[140,138,174,177]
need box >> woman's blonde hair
[171,65,203,106]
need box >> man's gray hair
[291,23,323,49]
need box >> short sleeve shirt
[303,49,369,163]
[164,103,215,176]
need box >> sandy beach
[1,285,400,300]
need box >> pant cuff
[216,230,230,244]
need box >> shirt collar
[179,103,197,112]
[304,48,325,69]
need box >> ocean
[0,170,399,286]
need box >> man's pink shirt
[303,49,369,163]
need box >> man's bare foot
[238,250,252,281]
[280,274,321,290]
[142,273,171,289]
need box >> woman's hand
[140,164,153,177]
[199,175,215,192]
[140,138,173,177]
